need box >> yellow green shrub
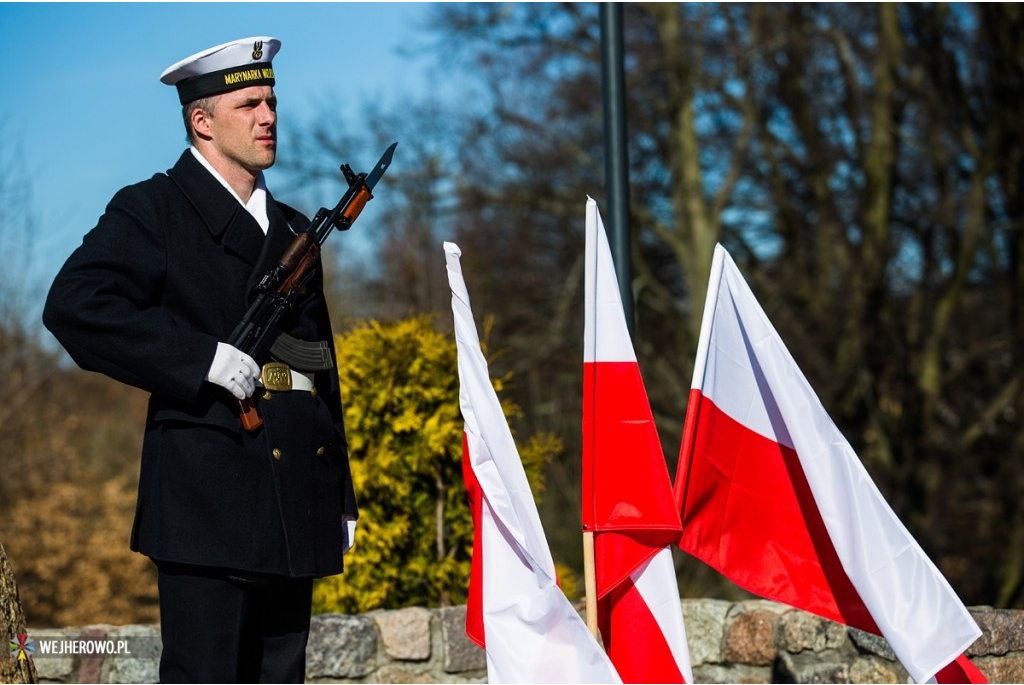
[313,316,563,613]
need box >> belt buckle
[261,362,292,392]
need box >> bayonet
[364,141,397,192]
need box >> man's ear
[191,107,213,141]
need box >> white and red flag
[582,198,693,683]
[674,244,984,684]
[446,241,621,684]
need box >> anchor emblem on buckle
[260,362,292,392]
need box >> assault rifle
[229,142,397,430]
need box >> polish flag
[446,241,621,684]
[674,244,984,684]
[582,198,693,683]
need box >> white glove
[342,515,358,555]
[206,342,260,400]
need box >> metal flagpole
[584,1,633,643]
[601,2,633,338]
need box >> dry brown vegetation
[0,362,158,627]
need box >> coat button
[272,448,282,460]
[263,391,273,400]
[316,446,326,457]
[310,387,317,398]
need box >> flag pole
[601,2,633,337]
[585,0,630,645]
[583,530,599,638]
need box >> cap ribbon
[176,63,275,105]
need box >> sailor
[43,36,358,683]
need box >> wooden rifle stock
[238,397,263,431]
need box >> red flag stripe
[934,654,988,684]
[461,432,486,649]
[600,576,686,684]
[677,390,879,633]
[583,361,684,537]
[595,529,673,601]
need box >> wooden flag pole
[583,530,599,639]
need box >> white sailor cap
[160,36,281,105]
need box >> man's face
[202,85,277,174]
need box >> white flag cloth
[676,244,982,684]
[446,241,621,684]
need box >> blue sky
[2,2,441,308]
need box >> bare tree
[275,3,1023,608]
[1,542,37,684]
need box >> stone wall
[20,602,1024,684]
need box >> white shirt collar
[189,146,270,234]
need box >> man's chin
[252,153,276,172]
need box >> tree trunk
[1,541,37,684]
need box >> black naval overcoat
[43,150,358,578]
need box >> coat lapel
[166,151,265,266]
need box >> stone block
[306,614,377,679]
[974,654,1024,684]
[682,598,731,665]
[25,628,75,684]
[102,624,161,685]
[848,656,903,684]
[31,654,75,685]
[70,625,107,684]
[375,663,439,683]
[732,598,791,616]
[725,608,781,666]
[438,606,485,673]
[777,649,851,684]
[847,627,896,661]
[969,608,1024,657]
[372,607,432,661]
[693,663,773,684]
[777,610,849,654]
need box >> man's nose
[257,102,276,124]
